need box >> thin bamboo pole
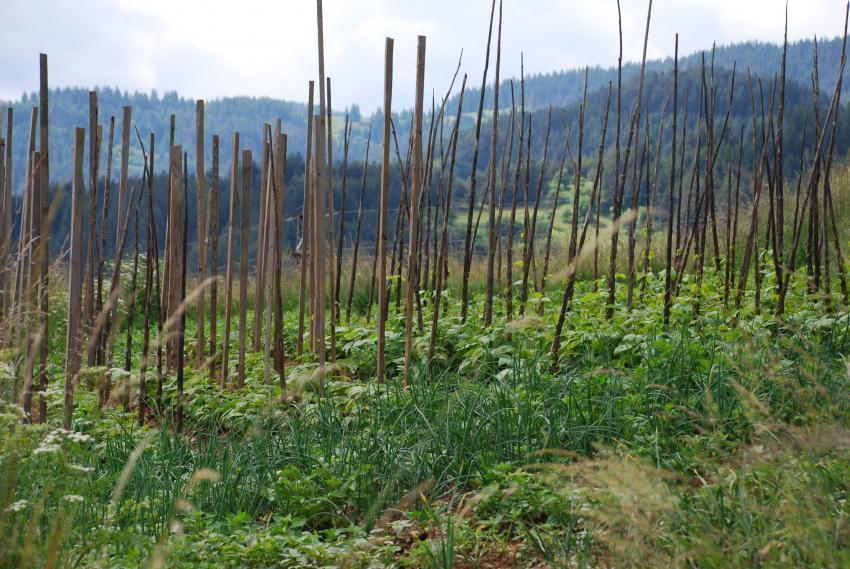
[664,34,680,330]
[519,108,552,316]
[483,1,503,327]
[460,0,497,322]
[506,65,526,321]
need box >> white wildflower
[62,495,85,503]
[33,443,61,455]
[5,500,27,513]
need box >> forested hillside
[3,35,850,260]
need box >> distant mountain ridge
[455,36,847,112]
[1,35,847,192]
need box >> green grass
[1,262,849,567]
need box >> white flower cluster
[5,499,27,513]
[32,428,94,456]
[62,495,85,503]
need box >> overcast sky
[1,0,848,111]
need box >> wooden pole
[297,83,315,358]
[1,108,11,322]
[0,137,5,323]
[84,91,98,341]
[123,177,142,411]
[238,149,252,388]
[377,37,394,384]
[272,131,287,388]
[313,115,327,371]
[116,107,132,250]
[403,36,426,386]
[221,133,239,385]
[167,146,185,371]
[326,78,337,362]
[519,109,552,316]
[460,0,497,322]
[21,149,38,423]
[65,127,86,430]
[37,54,50,423]
[664,34,676,330]
[484,1,503,327]
[177,152,189,432]
[209,135,220,377]
[260,137,274,384]
[253,126,270,352]
[97,116,115,363]
[506,66,525,321]
[196,100,207,366]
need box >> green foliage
[2,267,850,566]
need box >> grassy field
[1,261,849,568]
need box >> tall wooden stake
[403,36,426,386]
[196,100,207,367]
[377,37,394,384]
[237,149,252,388]
[64,127,86,430]
[221,133,239,385]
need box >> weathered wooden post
[1,108,11,322]
[272,131,287,389]
[377,37,393,384]
[196,100,207,367]
[403,36,426,386]
[238,149,252,388]
[0,137,5,323]
[313,115,327,371]
[167,146,185,369]
[116,107,132,250]
[85,91,98,346]
[37,54,51,422]
[222,133,239,385]
[253,127,270,352]
[65,127,86,429]
[297,83,315,358]
[209,134,220,376]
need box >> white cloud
[1,0,847,109]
